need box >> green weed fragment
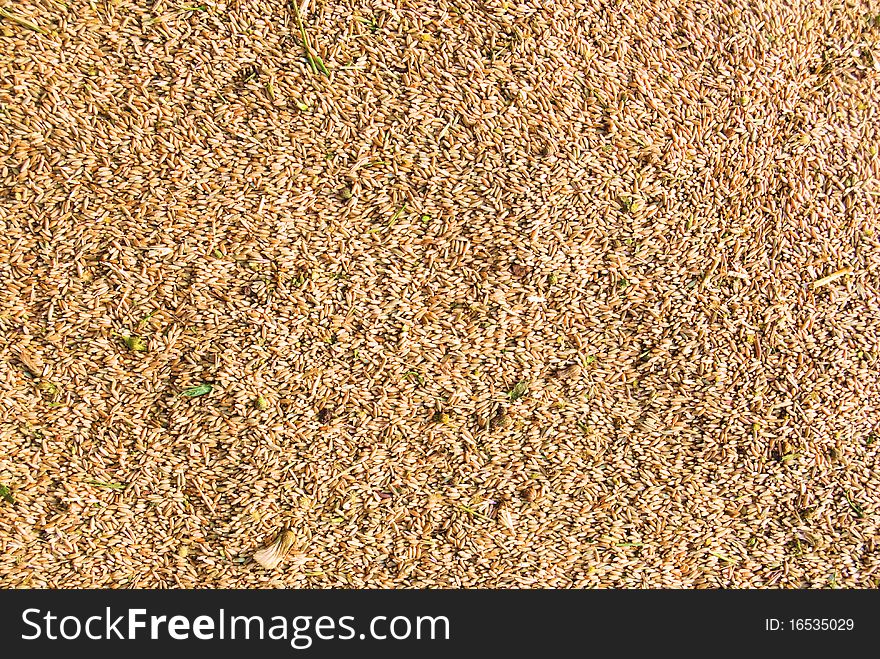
[292,0,329,76]
[508,380,528,402]
[0,6,47,33]
[182,384,213,398]
[123,335,147,352]
[85,480,126,490]
[843,491,864,518]
[0,484,14,504]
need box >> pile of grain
[1,0,878,588]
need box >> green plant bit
[403,370,425,385]
[292,0,329,75]
[708,550,736,563]
[508,380,528,401]
[182,384,213,397]
[255,395,269,411]
[85,479,126,490]
[582,84,608,109]
[0,6,47,33]
[369,204,407,233]
[137,309,158,330]
[0,484,14,504]
[457,504,490,521]
[355,15,379,33]
[339,61,366,70]
[37,381,59,395]
[843,491,864,518]
[123,335,147,352]
[388,204,406,227]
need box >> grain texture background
[1,0,879,588]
